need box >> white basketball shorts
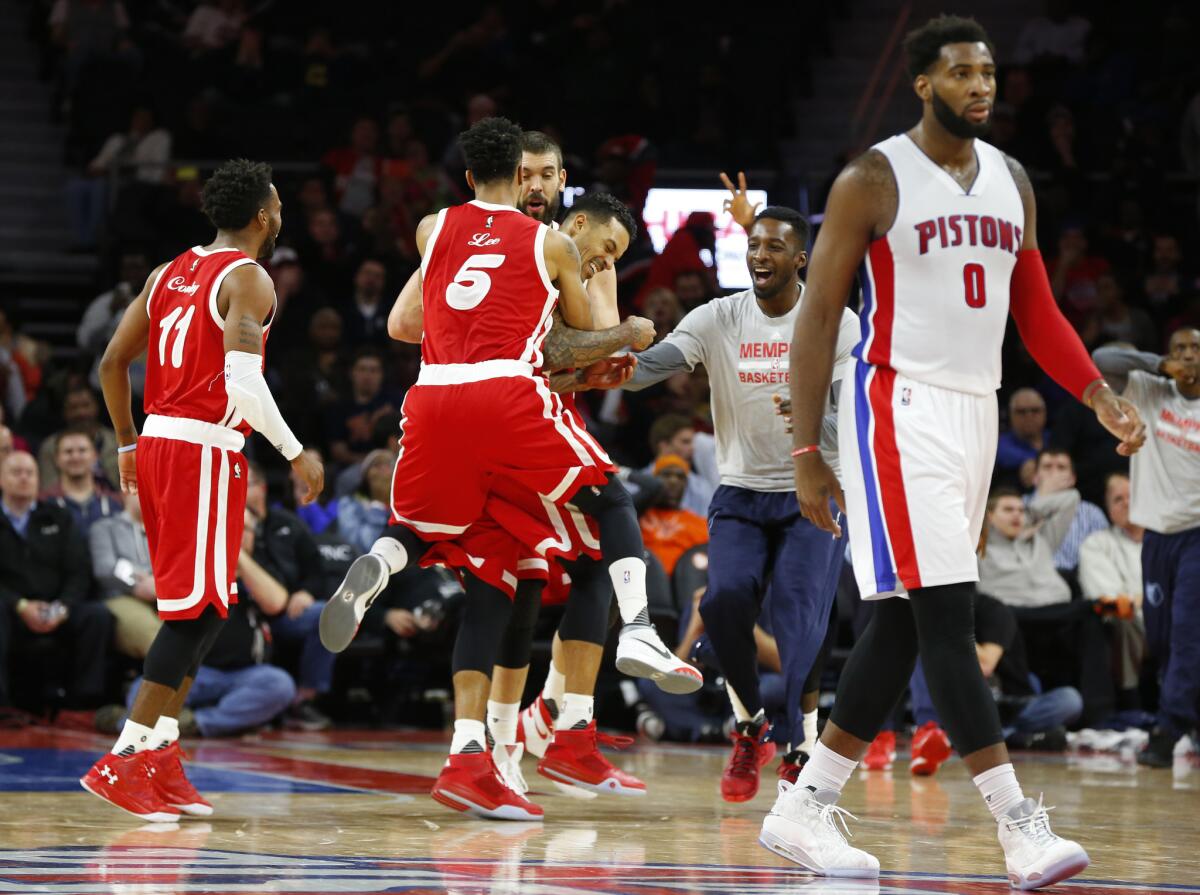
[838,361,997,600]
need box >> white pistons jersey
[856,135,1024,396]
[843,134,1024,600]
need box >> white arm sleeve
[224,350,303,461]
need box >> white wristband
[117,442,137,454]
[224,350,304,461]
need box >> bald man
[0,451,111,708]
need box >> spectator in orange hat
[639,454,709,575]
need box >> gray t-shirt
[660,289,859,491]
[1125,370,1200,534]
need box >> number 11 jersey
[143,245,272,434]
[856,135,1024,396]
[420,199,557,367]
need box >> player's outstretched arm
[222,264,324,502]
[1003,155,1146,456]
[388,269,424,343]
[789,153,885,535]
[542,228,595,331]
[543,311,654,373]
[98,262,163,495]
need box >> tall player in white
[768,15,1145,889]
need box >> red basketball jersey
[420,199,557,366]
[143,246,272,435]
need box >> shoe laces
[727,734,760,778]
[493,745,529,795]
[1006,795,1058,847]
[596,731,633,750]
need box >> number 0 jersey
[420,199,557,366]
[143,245,272,435]
[857,135,1024,396]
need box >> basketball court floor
[0,724,1196,894]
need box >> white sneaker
[998,796,1089,890]
[759,782,880,878]
[492,743,529,796]
[319,553,390,652]
[615,624,703,694]
[517,696,556,760]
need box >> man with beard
[777,15,1144,886]
[80,159,325,822]
[616,201,858,801]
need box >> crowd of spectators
[0,2,1197,750]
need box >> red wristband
[791,445,820,457]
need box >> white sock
[557,693,594,731]
[608,557,648,625]
[111,719,157,757]
[799,710,819,756]
[450,719,487,755]
[543,664,566,712]
[370,536,408,575]
[795,741,857,794]
[152,715,180,750]
[726,682,754,724]
[487,700,519,746]
[974,762,1025,821]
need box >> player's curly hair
[903,14,994,80]
[201,159,273,231]
[754,206,812,250]
[459,116,523,184]
[569,192,638,241]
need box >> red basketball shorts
[391,361,612,596]
[137,415,248,620]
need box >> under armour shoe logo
[100,765,117,785]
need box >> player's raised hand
[719,171,762,231]
[625,316,656,351]
[117,448,138,495]
[773,394,793,433]
[1091,388,1146,456]
[793,452,845,537]
[580,354,637,390]
[291,449,325,505]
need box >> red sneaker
[777,749,808,785]
[431,752,544,821]
[719,726,776,802]
[149,742,213,816]
[910,721,952,776]
[863,731,896,771]
[80,752,181,823]
[538,722,646,797]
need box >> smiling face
[569,214,629,280]
[916,41,996,139]
[518,150,565,222]
[55,432,96,480]
[746,217,806,300]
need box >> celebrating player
[620,189,858,800]
[80,160,324,821]
[768,15,1145,887]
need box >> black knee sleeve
[557,557,611,646]
[910,582,1004,755]
[495,580,542,670]
[144,608,228,690]
[829,597,920,742]
[452,574,515,676]
[570,473,642,563]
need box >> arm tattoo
[543,317,630,372]
[233,312,264,353]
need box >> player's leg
[766,503,843,773]
[432,572,542,821]
[538,557,645,797]
[488,578,541,794]
[698,487,776,801]
[1141,529,1200,766]
[569,474,701,693]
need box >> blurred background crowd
[1,0,1198,756]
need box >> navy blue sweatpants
[1143,526,1200,737]
[698,485,844,749]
